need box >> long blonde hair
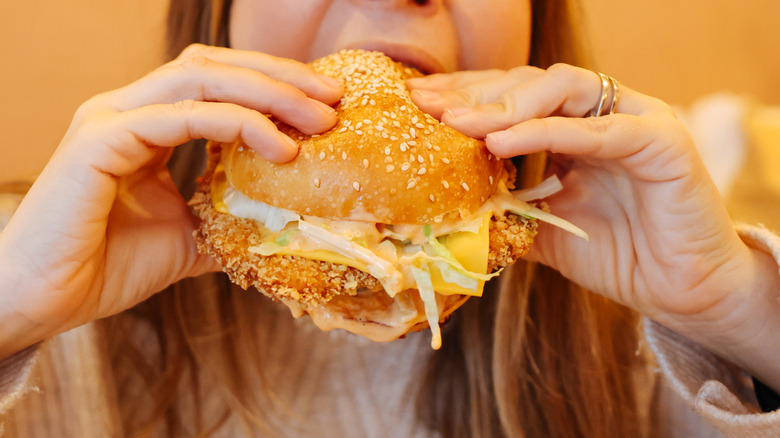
[102,1,644,436]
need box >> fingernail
[318,74,342,88]
[314,100,337,117]
[280,135,300,159]
[487,130,512,143]
[444,107,474,119]
[411,89,442,101]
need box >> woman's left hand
[408,64,780,388]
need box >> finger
[73,100,298,178]
[412,64,674,138]
[179,44,343,104]
[485,115,694,182]
[104,56,338,135]
[409,67,543,119]
[406,69,509,92]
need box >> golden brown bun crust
[223,49,504,224]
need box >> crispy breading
[191,187,383,307]
[488,212,538,272]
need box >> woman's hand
[408,64,780,388]
[0,44,344,359]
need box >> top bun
[223,49,504,224]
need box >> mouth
[344,42,445,75]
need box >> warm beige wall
[0,0,168,182]
[2,1,779,181]
[582,0,780,105]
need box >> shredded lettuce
[223,187,299,232]
[512,174,564,201]
[296,220,404,295]
[275,230,294,246]
[410,265,442,350]
[508,205,589,241]
[432,260,479,291]
[248,242,285,256]
[489,191,589,241]
[423,238,499,282]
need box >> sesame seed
[415,123,425,129]
[363,159,370,168]
[362,119,372,125]
[385,156,393,163]
[410,127,416,138]
[386,165,395,172]
[402,133,410,140]
[339,127,347,133]
[401,162,411,171]
[442,180,450,189]
[390,136,398,141]
[417,155,424,163]
[442,158,451,164]
[407,180,416,189]
[313,178,321,188]
[411,115,419,124]
[385,146,391,155]
[429,194,435,202]
[353,182,361,191]
[489,176,494,185]
[342,151,347,160]
[319,152,326,160]
[355,130,363,135]
[418,168,427,175]
[408,140,417,146]
[462,182,470,191]
[400,142,408,152]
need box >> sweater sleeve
[0,187,40,426]
[645,223,780,437]
[0,344,40,419]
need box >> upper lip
[343,41,445,75]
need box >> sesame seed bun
[223,49,504,224]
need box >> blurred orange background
[2,0,779,182]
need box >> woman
[2,0,779,436]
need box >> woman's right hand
[0,44,343,359]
